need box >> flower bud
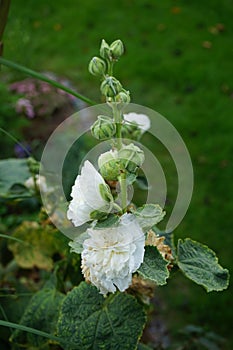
[121,123,141,141]
[118,144,145,173]
[91,115,116,140]
[100,39,110,60]
[115,89,131,104]
[88,56,106,76]
[27,157,40,175]
[110,39,124,59]
[98,150,120,181]
[100,76,122,97]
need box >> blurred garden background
[1,0,233,349]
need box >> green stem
[111,103,122,150]
[0,0,11,59]
[119,171,127,211]
[0,57,96,105]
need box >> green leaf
[57,282,146,350]
[133,204,165,232]
[10,277,65,348]
[177,238,230,292]
[8,221,69,270]
[138,246,169,285]
[0,158,31,199]
[69,231,90,254]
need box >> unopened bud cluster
[88,39,130,102]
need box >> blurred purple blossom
[14,143,31,158]
[10,74,86,119]
[16,98,35,118]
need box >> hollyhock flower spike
[67,160,113,227]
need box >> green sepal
[177,238,230,292]
[138,246,169,285]
[94,214,120,229]
[99,183,113,202]
[90,209,109,221]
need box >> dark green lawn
[2,0,233,348]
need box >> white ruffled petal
[80,213,145,295]
[67,160,112,227]
[124,112,151,132]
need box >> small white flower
[124,112,151,133]
[80,213,145,295]
[67,160,113,227]
[24,175,48,193]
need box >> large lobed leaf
[0,158,31,199]
[138,246,169,285]
[57,282,146,350]
[10,277,65,349]
[177,238,229,292]
[8,221,69,270]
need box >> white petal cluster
[124,112,151,133]
[67,160,112,227]
[81,213,145,295]
[24,175,49,193]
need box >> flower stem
[119,171,127,211]
[111,103,122,150]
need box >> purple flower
[14,143,31,158]
[16,98,35,119]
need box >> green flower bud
[100,39,110,60]
[98,150,120,181]
[91,115,116,140]
[27,157,40,175]
[110,39,124,59]
[121,123,141,141]
[88,56,106,76]
[118,143,145,173]
[115,89,131,104]
[100,76,122,97]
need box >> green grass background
[2,0,233,348]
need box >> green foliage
[137,344,153,350]
[1,1,233,346]
[177,239,229,292]
[171,325,226,350]
[0,83,29,159]
[138,246,169,285]
[0,158,31,199]
[57,282,146,350]
[10,277,65,349]
[8,221,69,270]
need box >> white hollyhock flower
[81,213,145,295]
[67,160,113,227]
[124,112,151,133]
[24,175,49,193]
